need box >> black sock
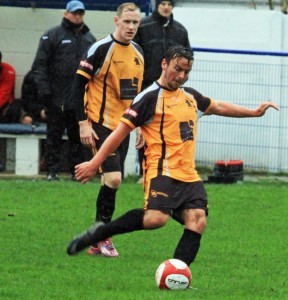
[96,185,117,223]
[95,185,104,221]
[173,229,202,266]
[93,209,145,242]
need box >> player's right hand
[75,161,97,183]
[79,120,98,149]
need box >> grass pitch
[0,176,287,299]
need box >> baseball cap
[66,1,85,12]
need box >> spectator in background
[0,51,21,123]
[20,70,47,125]
[133,0,191,183]
[31,0,96,181]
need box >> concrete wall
[172,7,288,172]
[0,7,118,98]
[0,6,141,175]
[1,5,287,173]
[1,6,287,97]
[173,7,288,55]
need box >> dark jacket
[21,70,45,123]
[32,18,96,110]
[134,11,191,89]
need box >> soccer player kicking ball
[67,45,279,268]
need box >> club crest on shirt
[134,57,140,65]
[185,97,197,113]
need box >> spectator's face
[162,56,192,90]
[64,10,85,25]
[158,1,173,18]
[114,9,141,44]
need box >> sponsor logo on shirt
[166,104,178,109]
[125,107,138,118]
[80,60,93,71]
[112,60,124,64]
[150,190,168,198]
[62,40,72,44]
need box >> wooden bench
[0,123,66,176]
[0,123,138,177]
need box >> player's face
[158,1,173,18]
[162,57,192,91]
[64,10,85,25]
[114,10,141,44]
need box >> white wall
[1,6,287,97]
[0,6,141,175]
[173,7,288,172]
[1,6,287,173]
[173,8,288,56]
[0,7,117,98]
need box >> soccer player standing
[72,3,144,257]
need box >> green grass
[0,177,287,299]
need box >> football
[155,259,192,290]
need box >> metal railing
[188,48,288,172]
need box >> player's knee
[104,173,122,188]
[185,214,207,234]
[144,211,169,229]
[109,177,121,188]
[197,217,207,233]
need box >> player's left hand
[135,127,145,149]
[255,101,279,116]
[75,161,97,183]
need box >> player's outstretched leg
[67,209,145,256]
[67,222,104,255]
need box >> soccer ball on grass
[155,259,192,290]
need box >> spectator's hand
[135,127,145,149]
[21,115,33,125]
[40,109,47,120]
[79,120,98,149]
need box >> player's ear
[161,58,167,70]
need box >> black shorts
[92,122,130,174]
[144,175,208,220]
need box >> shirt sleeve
[76,41,105,79]
[120,89,158,129]
[183,86,213,113]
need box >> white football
[155,259,192,290]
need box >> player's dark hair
[164,45,194,65]
[0,51,2,63]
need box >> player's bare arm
[75,122,132,183]
[206,100,279,117]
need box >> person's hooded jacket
[134,6,190,89]
[32,17,96,110]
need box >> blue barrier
[193,47,288,57]
[0,123,47,135]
